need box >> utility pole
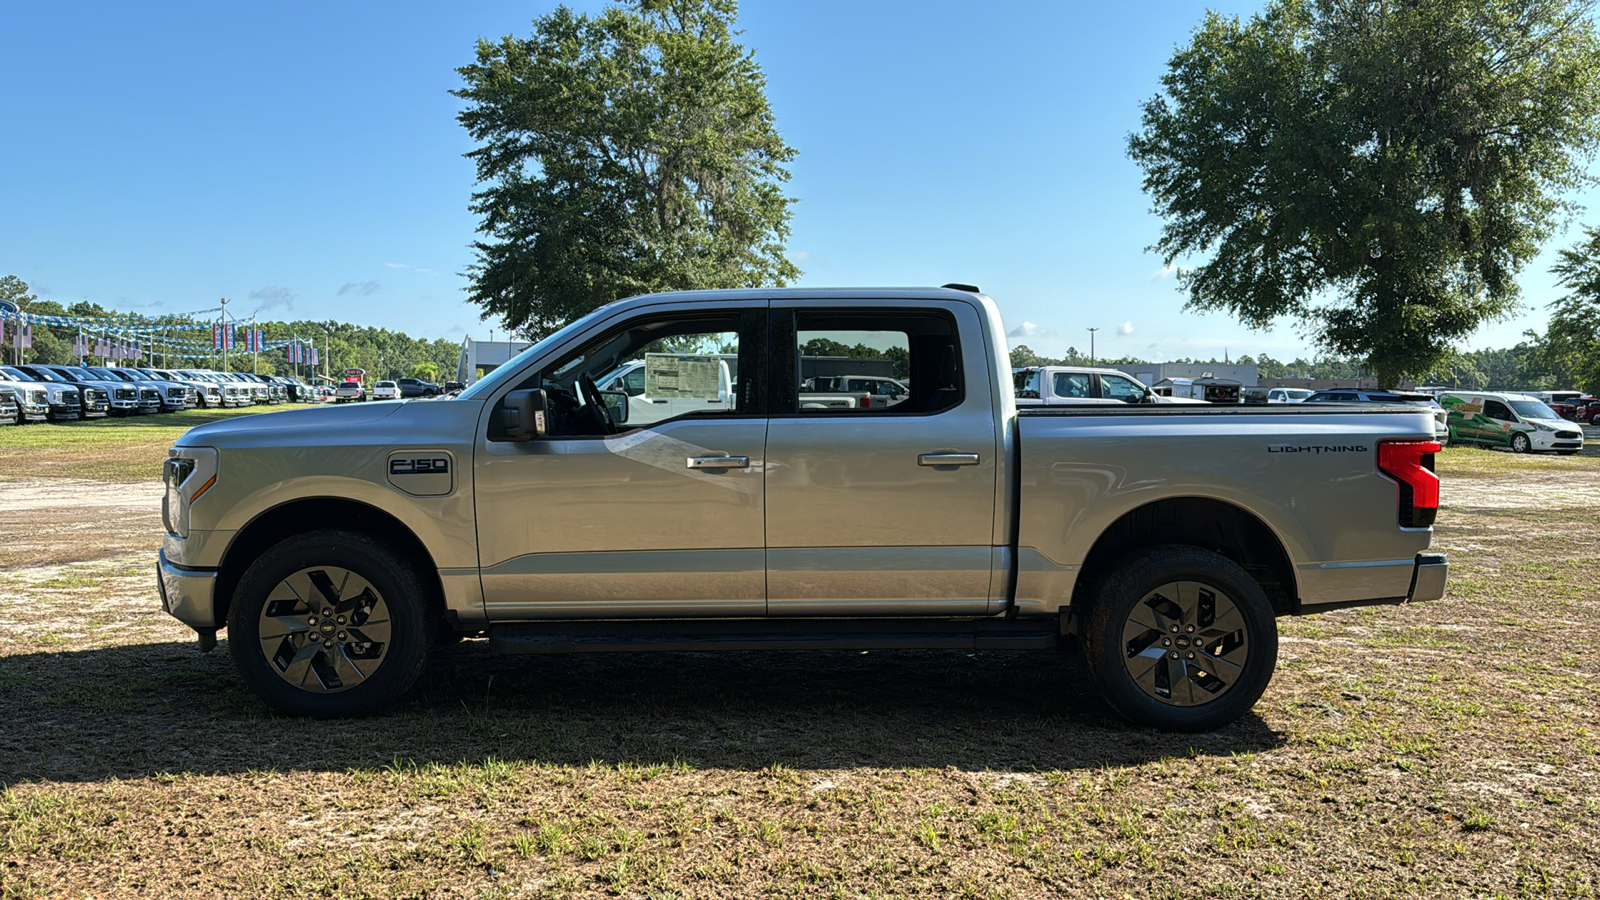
[218,298,229,373]
[1087,327,1099,366]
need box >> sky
[4,0,1598,365]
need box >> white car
[372,380,400,401]
[334,381,365,403]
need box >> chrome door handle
[918,453,980,467]
[687,456,750,469]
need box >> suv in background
[397,377,440,398]
[1303,390,1449,442]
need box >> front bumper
[158,549,218,630]
[47,400,82,421]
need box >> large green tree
[455,0,799,339]
[1129,0,1600,388]
[1545,224,1600,391]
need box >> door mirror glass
[601,390,629,424]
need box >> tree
[409,362,442,382]
[1129,0,1600,388]
[1546,224,1600,391]
[455,0,800,339]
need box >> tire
[227,530,432,717]
[1511,433,1532,454]
[1081,545,1278,732]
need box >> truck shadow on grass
[0,639,1284,787]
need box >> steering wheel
[578,374,617,435]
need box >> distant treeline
[11,300,463,383]
[1010,340,1577,392]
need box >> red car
[1554,396,1600,424]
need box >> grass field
[1,420,1598,898]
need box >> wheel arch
[1070,496,1297,622]
[213,497,446,630]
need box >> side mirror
[502,389,549,441]
[601,390,629,424]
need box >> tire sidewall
[1511,433,1531,453]
[228,530,430,717]
[1082,545,1278,732]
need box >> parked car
[82,367,164,414]
[30,365,143,416]
[1437,391,1584,455]
[396,377,441,398]
[1014,366,1208,406]
[372,380,401,401]
[107,367,193,411]
[1303,390,1450,443]
[0,365,92,421]
[179,371,251,408]
[158,285,1448,732]
[1550,395,1600,423]
[145,368,223,408]
[0,372,50,424]
[334,380,365,402]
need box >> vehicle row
[0,364,327,425]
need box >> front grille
[28,390,47,406]
[115,388,135,400]
[140,389,160,402]
[1557,431,1581,439]
[168,387,187,399]
[89,389,108,403]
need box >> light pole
[1087,327,1099,366]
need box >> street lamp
[1087,327,1099,366]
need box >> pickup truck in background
[157,286,1448,731]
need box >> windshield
[459,301,625,401]
[0,366,35,382]
[21,366,67,383]
[88,368,127,381]
[1508,399,1559,420]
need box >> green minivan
[1438,391,1584,455]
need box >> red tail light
[1378,440,1440,527]
[860,395,871,408]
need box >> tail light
[1378,440,1440,527]
[859,395,872,408]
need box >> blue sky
[3,0,1596,363]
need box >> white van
[1438,390,1583,455]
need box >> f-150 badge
[387,450,454,496]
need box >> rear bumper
[1295,552,1448,613]
[157,549,218,630]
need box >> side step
[487,617,1061,655]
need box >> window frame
[771,306,964,418]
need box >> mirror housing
[502,389,549,441]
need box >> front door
[763,302,1000,615]
[475,302,769,619]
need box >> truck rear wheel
[227,530,430,717]
[1081,545,1277,732]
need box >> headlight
[1535,422,1555,432]
[162,447,219,538]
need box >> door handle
[687,456,751,470]
[918,452,980,467]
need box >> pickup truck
[157,286,1448,731]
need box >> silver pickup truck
[157,287,1447,731]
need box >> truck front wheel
[1081,545,1277,732]
[227,530,430,717]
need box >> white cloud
[386,262,410,270]
[1118,321,1134,335]
[1149,263,1178,281]
[338,281,381,297]
[248,286,294,312]
[1006,321,1057,343]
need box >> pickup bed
[157,286,1447,731]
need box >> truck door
[764,303,1000,615]
[474,302,768,619]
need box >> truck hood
[177,401,407,448]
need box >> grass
[0,406,273,480]
[1,437,1599,897]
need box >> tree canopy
[455,0,799,339]
[1544,224,1600,392]
[1129,0,1600,388]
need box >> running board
[487,618,1060,655]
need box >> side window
[1052,373,1091,399]
[1014,370,1041,399]
[788,310,961,415]
[494,311,753,439]
[1100,374,1144,402]
[1484,400,1513,420]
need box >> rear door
[763,301,1000,615]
